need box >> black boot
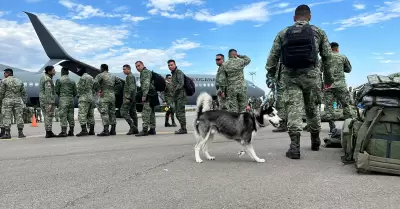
[148,128,156,135]
[127,120,139,135]
[58,127,68,137]
[286,132,301,159]
[135,129,148,137]
[328,121,336,133]
[110,124,116,135]
[68,127,74,136]
[76,124,89,137]
[45,130,56,138]
[18,128,26,138]
[1,128,11,139]
[171,113,177,127]
[175,126,187,134]
[272,120,287,132]
[88,124,95,135]
[165,112,171,127]
[310,132,321,151]
[97,125,110,136]
[0,128,4,137]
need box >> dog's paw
[256,158,266,163]
[196,158,203,163]
[207,156,215,160]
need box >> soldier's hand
[124,99,129,104]
[221,91,225,98]
[324,84,332,90]
[142,96,146,102]
[163,102,167,105]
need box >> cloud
[209,28,218,31]
[0,11,10,17]
[353,3,366,10]
[113,6,130,13]
[159,11,193,19]
[254,24,263,27]
[25,0,42,2]
[334,0,400,31]
[0,13,199,72]
[380,60,400,64]
[384,52,396,55]
[146,0,203,17]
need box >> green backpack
[341,74,400,175]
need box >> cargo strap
[360,108,384,152]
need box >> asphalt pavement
[0,113,399,209]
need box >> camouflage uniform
[54,108,59,122]
[266,20,334,159]
[0,76,27,139]
[136,67,156,136]
[39,73,57,138]
[76,73,96,137]
[215,64,228,110]
[55,73,77,137]
[223,55,251,112]
[171,68,187,134]
[0,81,4,137]
[272,61,288,132]
[324,52,352,132]
[164,80,177,127]
[94,71,122,136]
[120,72,138,135]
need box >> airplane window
[24,82,27,86]
[195,83,198,87]
[29,82,33,87]
[211,83,214,87]
[207,83,210,87]
[203,83,206,87]
[34,82,39,87]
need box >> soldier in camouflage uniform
[135,61,157,136]
[55,68,77,137]
[0,68,27,139]
[121,64,139,135]
[94,64,122,136]
[164,74,177,127]
[222,49,251,112]
[324,42,352,133]
[268,61,288,132]
[0,80,4,137]
[40,66,57,138]
[168,59,188,134]
[215,53,228,110]
[76,67,96,137]
[266,5,334,159]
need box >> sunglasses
[216,58,222,61]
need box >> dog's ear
[265,106,274,115]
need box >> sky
[0,0,399,92]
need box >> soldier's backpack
[151,71,166,92]
[183,74,195,96]
[341,74,400,175]
[281,24,318,69]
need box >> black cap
[4,68,13,74]
[228,49,237,53]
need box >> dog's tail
[196,92,213,119]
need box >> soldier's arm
[21,83,28,104]
[93,74,101,92]
[141,71,151,96]
[343,55,352,73]
[77,78,83,95]
[72,80,77,97]
[55,79,61,96]
[124,76,132,100]
[44,80,54,104]
[0,83,4,101]
[238,55,251,67]
[266,33,282,83]
[318,29,334,85]
[175,70,185,90]
[132,76,137,101]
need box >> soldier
[325,42,352,133]
[164,74,177,127]
[76,67,96,137]
[40,66,57,138]
[94,64,122,136]
[55,67,77,137]
[120,64,139,135]
[223,49,251,112]
[168,59,187,134]
[0,78,4,137]
[215,53,228,110]
[54,107,60,122]
[0,68,27,139]
[268,61,288,132]
[135,61,157,136]
[266,4,334,159]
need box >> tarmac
[0,113,399,209]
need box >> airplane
[0,12,266,115]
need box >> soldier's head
[216,53,224,66]
[228,49,237,58]
[330,42,339,52]
[4,68,13,78]
[123,64,131,75]
[44,65,56,76]
[135,61,145,72]
[294,4,311,22]
[77,66,86,76]
[167,59,176,71]
[100,64,108,72]
[61,67,69,76]
[165,74,172,82]
[349,86,352,92]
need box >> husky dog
[193,92,282,163]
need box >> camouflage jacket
[39,74,56,105]
[330,52,352,88]
[77,73,95,102]
[94,71,122,103]
[223,55,251,88]
[55,75,77,99]
[140,68,156,97]
[164,81,174,101]
[171,68,186,99]
[215,65,227,94]
[124,73,137,102]
[266,20,334,85]
[0,76,27,104]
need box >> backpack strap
[359,107,384,152]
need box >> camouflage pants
[0,110,3,128]
[324,87,352,121]
[174,97,187,127]
[41,104,55,131]
[54,108,59,122]
[1,100,24,129]
[78,101,95,125]
[217,95,228,110]
[226,86,247,112]
[275,80,287,121]
[282,71,322,134]
[120,101,138,127]
[141,102,155,130]
[59,98,75,128]
[98,102,116,126]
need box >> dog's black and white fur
[193,92,282,163]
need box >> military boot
[286,132,301,159]
[57,127,68,137]
[1,128,11,139]
[310,132,321,151]
[175,126,187,134]
[328,121,336,133]
[272,120,287,132]
[148,128,156,135]
[45,131,56,138]
[135,129,148,137]
[68,127,74,136]
[110,124,116,135]
[127,120,139,135]
[76,125,89,137]
[171,113,177,127]
[97,125,110,136]
[0,128,5,137]
[18,128,26,138]
[164,112,171,127]
[88,124,95,135]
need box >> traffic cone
[31,115,38,127]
